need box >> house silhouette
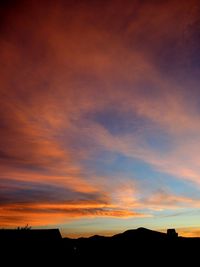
[0,229,62,243]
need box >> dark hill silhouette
[62,227,200,265]
[112,227,167,240]
[1,227,200,265]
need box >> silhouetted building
[0,229,62,243]
[167,229,178,238]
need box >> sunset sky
[1,0,200,237]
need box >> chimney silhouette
[167,229,178,238]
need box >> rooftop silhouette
[0,228,62,242]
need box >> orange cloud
[0,202,146,227]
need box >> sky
[1,0,200,237]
